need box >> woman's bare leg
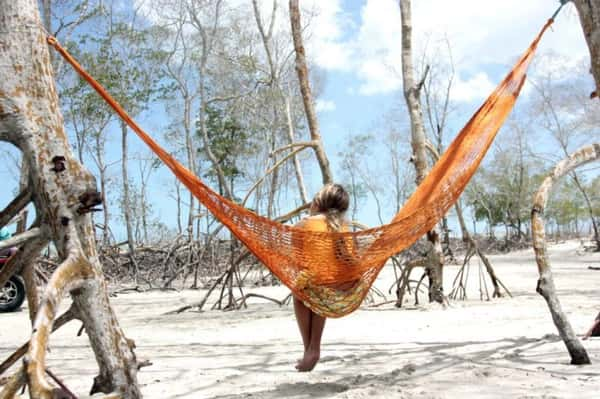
[294,297,311,357]
[296,311,326,372]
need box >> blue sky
[0,0,595,240]
[300,0,592,224]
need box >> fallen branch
[0,188,32,228]
[45,369,78,399]
[235,293,292,308]
[0,227,42,251]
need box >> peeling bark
[532,143,599,365]
[0,0,141,397]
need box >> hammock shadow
[199,334,599,399]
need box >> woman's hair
[311,183,349,231]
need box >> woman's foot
[295,350,320,372]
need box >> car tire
[0,275,26,312]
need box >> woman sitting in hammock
[293,183,351,372]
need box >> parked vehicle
[0,252,25,312]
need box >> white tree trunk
[532,143,599,365]
[399,0,445,303]
[0,1,141,397]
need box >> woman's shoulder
[295,215,328,231]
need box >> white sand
[1,240,599,398]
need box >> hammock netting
[49,19,553,318]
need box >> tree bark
[284,94,309,203]
[573,0,600,96]
[289,0,334,185]
[183,97,197,236]
[532,143,599,365]
[121,119,140,284]
[96,132,111,246]
[187,0,233,200]
[0,1,141,396]
[399,0,444,303]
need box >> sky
[295,0,591,225]
[0,0,595,240]
[310,0,588,141]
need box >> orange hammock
[48,18,553,318]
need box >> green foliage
[198,105,257,189]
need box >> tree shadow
[158,334,599,398]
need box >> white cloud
[137,0,590,102]
[315,99,336,112]
[303,0,589,100]
[451,72,496,102]
[357,59,402,95]
[304,1,355,71]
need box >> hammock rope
[48,17,555,318]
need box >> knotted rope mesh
[48,19,553,317]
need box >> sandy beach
[1,240,599,398]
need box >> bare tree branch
[0,227,41,251]
[0,188,32,228]
[243,145,312,205]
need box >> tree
[532,143,599,365]
[0,0,140,397]
[399,0,445,303]
[288,0,333,185]
[530,59,600,249]
[89,4,166,276]
[572,1,600,98]
[200,104,256,196]
[61,45,115,245]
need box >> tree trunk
[252,0,308,203]
[573,0,600,96]
[187,0,233,200]
[95,133,110,246]
[121,119,139,284]
[183,97,196,237]
[284,94,309,203]
[289,0,334,185]
[532,143,599,365]
[399,0,444,303]
[0,1,141,397]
